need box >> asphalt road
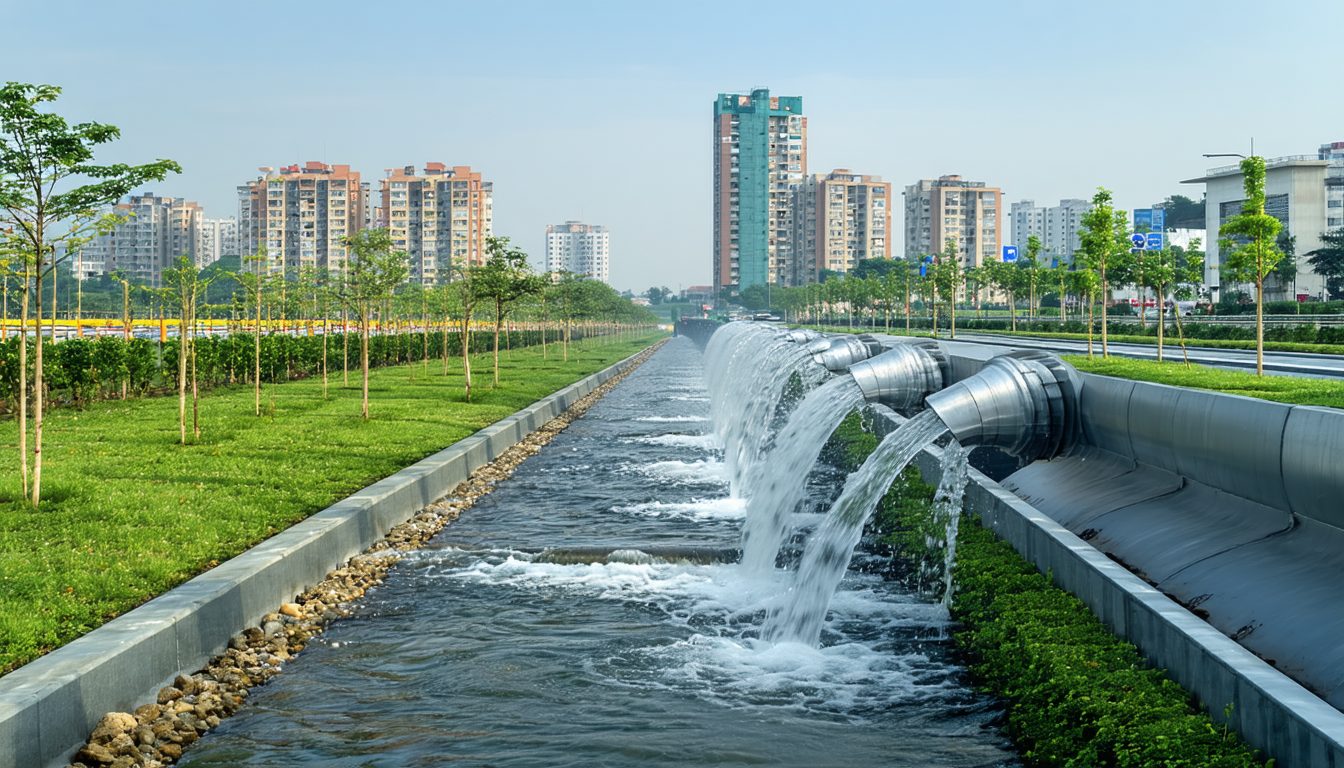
[945,332,1344,379]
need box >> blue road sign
[1146,232,1164,250]
[1002,245,1018,262]
[1130,233,1146,248]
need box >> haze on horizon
[3,0,1340,294]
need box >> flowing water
[178,338,1015,767]
[933,443,971,609]
[704,324,821,499]
[738,375,865,575]
[763,411,954,647]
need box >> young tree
[0,82,179,506]
[232,254,271,416]
[162,256,218,442]
[928,238,964,338]
[340,229,409,417]
[1077,188,1131,357]
[1021,235,1045,319]
[1220,156,1285,375]
[473,236,544,387]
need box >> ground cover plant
[0,333,662,675]
[820,413,1272,766]
[1064,355,1344,408]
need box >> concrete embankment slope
[0,345,656,768]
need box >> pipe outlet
[924,353,1078,461]
[776,329,825,344]
[847,342,948,411]
[812,336,882,372]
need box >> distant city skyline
[4,0,1341,293]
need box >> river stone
[132,724,155,746]
[158,743,182,760]
[173,674,199,694]
[134,703,161,723]
[90,712,137,743]
[279,602,303,618]
[109,756,138,768]
[262,620,283,636]
[74,742,116,765]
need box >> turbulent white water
[704,324,822,499]
[932,442,970,608]
[738,376,865,574]
[763,411,953,647]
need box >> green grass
[1064,355,1344,408]
[949,327,1344,356]
[792,322,1344,355]
[0,333,663,675]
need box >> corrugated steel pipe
[925,350,1082,461]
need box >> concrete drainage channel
[0,341,665,768]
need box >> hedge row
[820,411,1271,767]
[0,327,597,408]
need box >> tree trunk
[322,316,329,398]
[191,294,200,437]
[32,269,44,507]
[361,314,371,419]
[460,315,472,401]
[179,297,188,444]
[1252,277,1263,376]
[1156,283,1165,363]
[1100,267,1109,357]
[254,297,262,416]
[18,272,29,497]
[493,311,501,388]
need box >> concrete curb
[900,440,1344,768]
[0,347,652,768]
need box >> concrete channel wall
[0,349,650,768]
[872,399,1344,768]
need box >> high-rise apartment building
[379,163,492,283]
[787,169,891,284]
[712,88,806,296]
[903,175,1003,267]
[196,218,239,267]
[1010,198,1088,264]
[545,221,610,284]
[238,162,365,275]
[82,193,205,285]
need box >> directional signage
[1130,233,1147,248]
[1002,245,1018,262]
[1145,232,1164,250]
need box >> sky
[4,0,1342,293]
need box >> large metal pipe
[812,336,884,371]
[847,342,948,411]
[775,329,825,344]
[924,351,1080,461]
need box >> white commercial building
[197,218,239,266]
[1183,156,1330,302]
[545,221,610,284]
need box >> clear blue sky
[4,0,1340,292]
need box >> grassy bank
[1064,356,1344,408]
[0,333,663,675]
[794,322,1344,356]
[818,414,1270,766]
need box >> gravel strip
[63,340,666,768]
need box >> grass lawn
[0,333,663,675]
[1064,355,1344,408]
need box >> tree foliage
[0,81,180,506]
[1306,228,1344,300]
[1219,156,1284,374]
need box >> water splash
[703,324,823,498]
[931,442,969,609]
[763,410,952,646]
[739,376,865,574]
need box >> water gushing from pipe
[763,410,952,646]
[738,375,865,574]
